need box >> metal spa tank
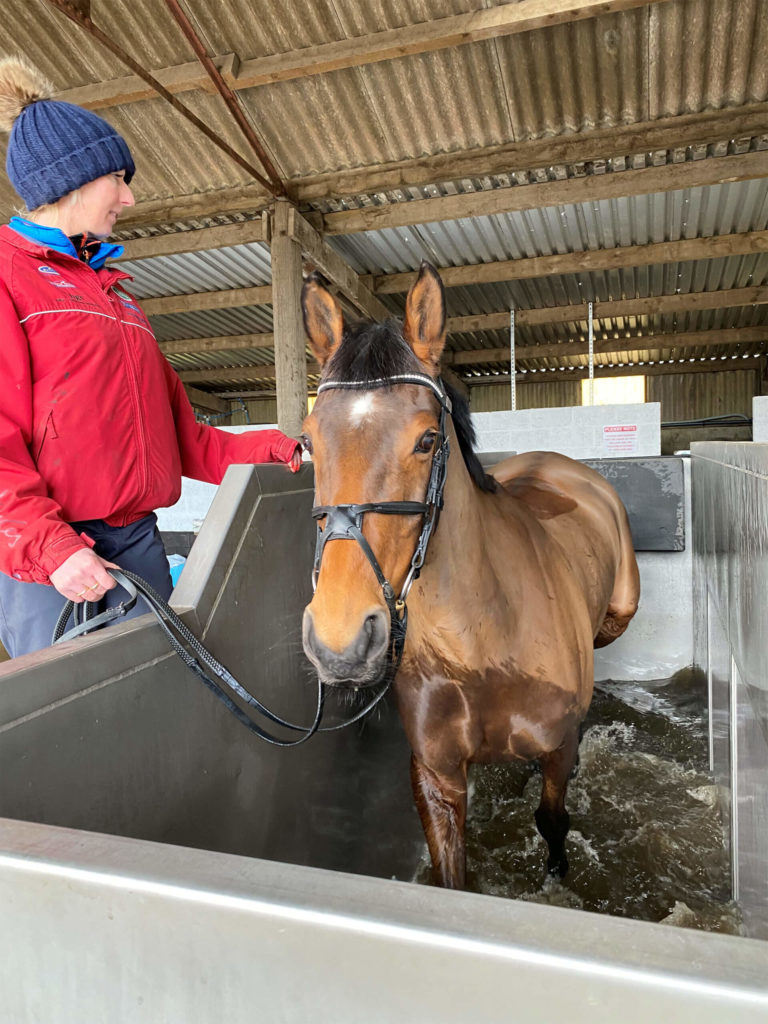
[0,460,766,1023]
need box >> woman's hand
[49,548,119,602]
[289,446,303,472]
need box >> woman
[0,57,301,657]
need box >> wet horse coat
[301,263,640,888]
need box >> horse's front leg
[410,755,468,889]
[534,726,581,878]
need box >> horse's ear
[302,271,344,367]
[403,261,447,373]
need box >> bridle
[311,373,452,693]
[52,372,452,746]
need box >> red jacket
[0,225,299,584]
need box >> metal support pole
[510,308,516,412]
[593,299,598,403]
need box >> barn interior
[0,1,767,1021]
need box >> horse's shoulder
[489,452,580,520]
[489,450,625,522]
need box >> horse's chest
[395,667,580,766]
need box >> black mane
[325,319,497,494]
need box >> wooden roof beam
[365,230,768,294]
[116,105,768,231]
[145,283,768,327]
[57,0,673,112]
[476,356,764,385]
[160,327,766,362]
[446,328,768,365]
[280,203,391,322]
[183,384,229,413]
[179,364,319,385]
[446,286,768,333]
[118,216,269,262]
[142,285,272,317]
[159,333,274,356]
[177,355,764,387]
[295,103,768,202]
[319,150,768,235]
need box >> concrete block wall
[471,403,661,458]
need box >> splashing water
[416,668,742,935]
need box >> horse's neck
[416,421,490,597]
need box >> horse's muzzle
[302,607,390,687]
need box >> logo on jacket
[38,265,75,288]
[119,298,142,313]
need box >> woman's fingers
[50,549,120,601]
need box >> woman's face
[71,170,135,237]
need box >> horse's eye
[301,434,313,455]
[414,431,436,454]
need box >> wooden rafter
[159,333,274,356]
[160,327,766,362]
[118,217,268,262]
[146,283,768,327]
[365,231,768,295]
[473,357,764,384]
[283,205,390,322]
[295,104,768,202]
[445,328,768,365]
[57,0,673,112]
[446,286,768,333]
[176,355,764,386]
[141,285,272,317]
[179,364,318,384]
[318,150,768,235]
[183,384,229,413]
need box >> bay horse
[300,262,640,889]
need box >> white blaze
[349,392,377,426]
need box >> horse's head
[300,261,449,687]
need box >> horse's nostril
[351,611,388,662]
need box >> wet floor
[416,668,742,935]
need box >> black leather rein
[50,372,451,744]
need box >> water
[417,668,742,935]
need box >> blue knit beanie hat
[0,57,135,210]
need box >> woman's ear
[403,261,447,374]
[301,271,344,367]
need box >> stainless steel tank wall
[692,442,768,940]
[2,817,767,1024]
[0,464,425,878]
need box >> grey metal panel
[475,455,685,552]
[0,464,424,880]
[2,817,768,1024]
[692,441,768,938]
[584,457,686,551]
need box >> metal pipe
[43,0,283,198]
[509,308,516,412]
[593,299,598,403]
[164,0,286,197]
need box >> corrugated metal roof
[2,0,767,217]
[1,0,767,402]
[121,242,272,297]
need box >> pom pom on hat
[0,56,53,131]
[0,55,135,209]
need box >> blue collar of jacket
[8,216,124,270]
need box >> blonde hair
[18,188,82,224]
